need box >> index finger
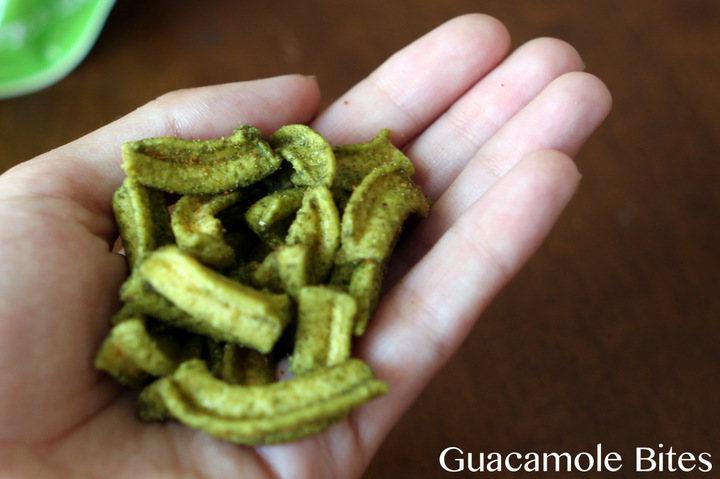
[311,14,511,146]
[0,75,321,220]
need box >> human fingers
[311,13,511,145]
[0,75,321,218]
[422,72,610,236]
[387,71,611,286]
[405,36,585,199]
[355,149,582,446]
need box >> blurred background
[1,1,718,477]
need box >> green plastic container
[0,0,115,99]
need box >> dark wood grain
[1,1,717,477]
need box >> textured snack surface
[96,125,429,444]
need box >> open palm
[0,14,610,479]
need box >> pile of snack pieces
[95,124,430,444]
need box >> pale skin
[0,14,611,479]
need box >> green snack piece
[346,260,386,335]
[122,125,282,195]
[269,124,337,188]
[94,318,201,387]
[290,286,356,374]
[112,177,174,270]
[110,302,147,325]
[275,244,310,293]
[252,244,311,297]
[137,377,171,421]
[94,319,150,388]
[210,343,275,386]
[171,191,243,268]
[120,269,203,331]
[171,358,375,419]
[286,185,340,283]
[333,128,415,208]
[244,187,306,248]
[151,377,344,444]
[331,259,386,336]
[251,185,340,294]
[327,160,428,334]
[130,245,292,354]
[139,358,387,445]
[336,162,430,265]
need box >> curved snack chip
[250,185,340,295]
[290,286,356,374]
[251,243,311,297]
[286,185,340,283]
[333,128,415,207]
[244,187,306,248]
[96,124,430,444]
[269,124,337,188]
[134,245,292,354]
[171,191,242,268]
[122,125,282,194]
[337,161,430,264]
[331,259,386,336]
[138,358,387,445]
[112,177,174,270]
[94,317,202,387]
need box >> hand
[0,14,610,479]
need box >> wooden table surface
[1,1,718,477]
